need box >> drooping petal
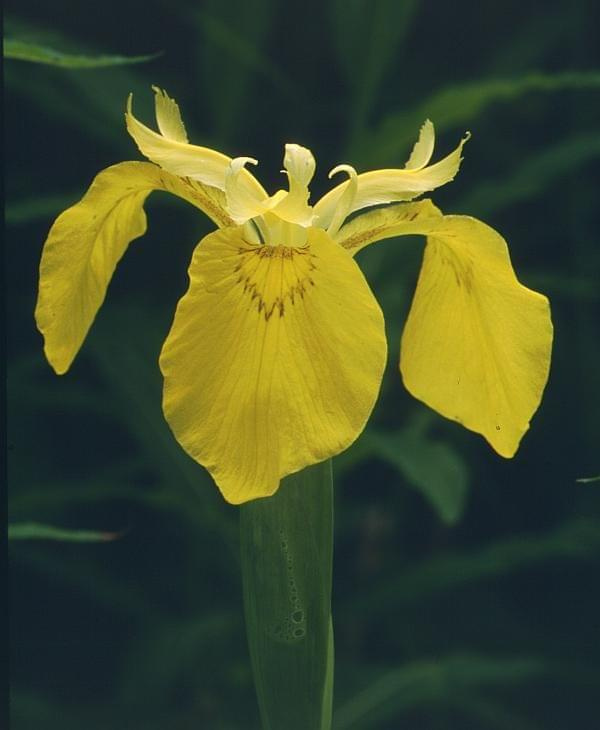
[225,157,285,224]
[313,132,469,230]
[160,226,387,503]
[36,161,233,375]
[271,144,317,226]
[333,199,442,254]
[399,216,553,456]
[405,119,435,170]
[125,91,267,201]
[326,164,358,238]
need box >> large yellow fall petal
[400,216,552,456]
[160,226,387,503]
[36,161,233,375]
[314,131,469,229]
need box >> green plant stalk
[240,460,334,730]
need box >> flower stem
[240,460,334,730]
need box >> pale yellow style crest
[36,88,552,503]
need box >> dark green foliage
[7,1,600,728]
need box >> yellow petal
[405,119,435,170]
[283,143,316,187]
[259,211,309,247]
[333,199,442,254]
[271,144,316,226]
[36,161,232,375]
[225,156,277,224]
[400,216,552,456]
[125,91,267,201]
[160,226,387,503]
[314,132,469,229]
[152,86,188,142]
[326,164,358,238]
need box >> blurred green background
[6,1,600,728]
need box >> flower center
[234,242,317,321]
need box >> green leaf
[489,5,575,75]
[240,460,334,730]
[525,272,599,303]
[333,653,547,729]
[459,132,600,216]
[88,309,236,545]
[576,475,600,484]
[349,519,600,617]
[359,72,600,165]
[369,427,469,524]
[193,0,283,141]
[3,38,159,68]
[6,193,79,225]
[118,612,238,702]
[455,695,542,730]
[5,58,152,146]
[8,521,118,542]
[4,18,159,143]
[330,0,419,140]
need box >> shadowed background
[6,1,600,728]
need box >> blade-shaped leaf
[240,460,334,730]
[358,72,600,165]
[330,0,419,139]
[6,192,79,225]
[348,519,600,616]
[4,38,159,68]
[459,132,600,216]
[334,653,547,729]
[8,521,119,542]
[369,427,469,524]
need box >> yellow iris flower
[36,87,552,504]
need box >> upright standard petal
[314,132,469,230]
[399,216,552,456]
[405,120,435,170]
[36,161,233,375]
[160,226,387,504]
[271,144,317,226]
[125,91,267,201]
[152,86,189,142]
[225,157,281,224]
[326,164,358,238]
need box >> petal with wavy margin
[314,133,469,229]
[125,92,267,201]
[36,161,231,374]
[405,119,435,170]
[160,226,387,503]
[400,216,552,456]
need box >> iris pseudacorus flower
[36,88,553,504]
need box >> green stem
[240,460,334,730]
